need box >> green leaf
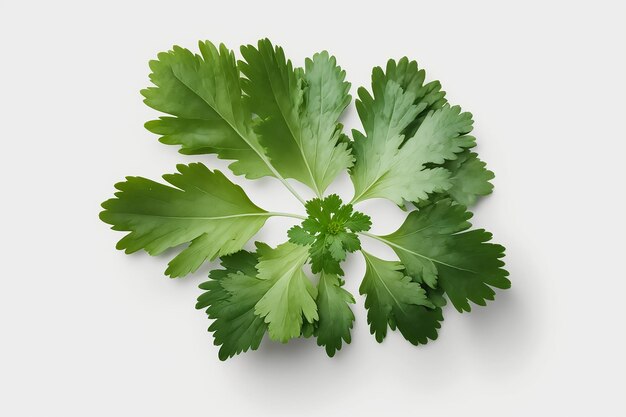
[316,273,355,357]
[254,242,319,342]
[350,74,475,204]
[310,237,345,276]
[100,163,269,277]
[326,235,346,261]
[444,150,494,206]
[287,226,316,245]
[142,42,277,180]
[288,195,370,275]
[343,211,372,232]
[338,232,361,252]
[374,58,448,139]
[196,250,269,361]
[196,249,260,312]
[359,252,440,345]
[239,39,353,195]
[377,199,510,312]
[426,286,448,308]
[301,319,316,338]
[377,60,493,207]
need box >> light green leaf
[359,251,438,345]
[316,273,355,357]
[142,41,274,179]
[302,51,355,191]
[100,163,269,277]
[350,81,418,204]
[378,60,493,207]
[254,242,318,342]
[404,105,475,164]
[376,199,510,312]
[350,75,475,205]
[239,39,353,195]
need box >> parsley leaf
[375,199,510,312]
[196,249,269,360]
[316,272,355,356]
[375,60,493,207]
[239,39,353,195]
[350,75,475,204]
[444,150,495,207]
[197,242,318,358]
[374,58,447,140]
[360,251,442,345]
[100,163,269,277]
[142,42,272,179]
[254,242,318,342]
[288,194,371,275]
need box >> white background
[2,1,625,415]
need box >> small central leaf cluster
[288,194,371,275]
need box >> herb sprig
[101,39,509,360]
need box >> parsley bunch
[101,39,509,360]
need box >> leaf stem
[348,189,362,205]
[252,147,307,205]
[267,211,307,220]
[349,190,368,206]
[272,175,308,206]
[359,231,384,242]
